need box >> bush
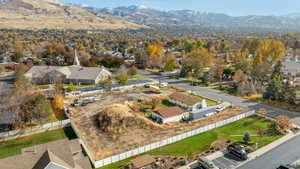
[140,104,152,112]
[243,132,251,144]
[257,108,268,116]
[275,115,292,134]
[258,128,265,137]
[67,85,77,92]
[128,66,139,76]
[116,69,129,85]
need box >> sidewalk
[178,131,300,169]
[249,131,300,160]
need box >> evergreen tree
[263,61,285,101]
[243,132,251,144]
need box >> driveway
[212,152,246,169]
[140,72,300,125]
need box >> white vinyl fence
[0,119,70,140]
[89,110,255,168]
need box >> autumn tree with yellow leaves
[147,42,164,68]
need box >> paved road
[141,72,300,125]
[238,134,300,169]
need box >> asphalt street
[141,72,300,125]
[238,134,300,169]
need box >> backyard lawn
[98,116,282,169]
[98,158,133,169]
[192,94,218,106]
[0,127,77,159]
[148,116,281,156]
[160,100,176,107]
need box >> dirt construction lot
[68,87,246,161]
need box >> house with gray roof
[0,139,92,169]
[24,52,112,85]
[25,65,111,85]
[283,61,300,77]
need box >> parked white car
[159,82,168,88]
[216,102,231,112]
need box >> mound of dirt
[98,103,158,134]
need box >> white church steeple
[74,49,81,66]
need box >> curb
[236,131,300,168]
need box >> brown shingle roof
[69,139,82,154]
[33,150,73,169]
[0,139,91,169]
[156,106,184,118]
[169,92,200,106]
[131,155,155,168]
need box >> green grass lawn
[98,158,133,169]
[129,75,149,80]
[192,94,218,106]
[214,116,282,148]
[98,116,282,169]
[148,132,218,156]
[0,127,77,159]
[63,84,94,88]
[37,84,94,90]
[213,85,237,95]
[161,100,176,107]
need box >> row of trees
[0,65,65,129]
[263,62,299,105]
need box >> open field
[0,127,77,159]
[69,86,246,162]
[98,116,282,169]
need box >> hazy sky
[63,0,300,16]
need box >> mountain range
[0,0,144,30]
[88,5,300,30]
[1,0,300,31]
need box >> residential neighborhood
[1,1,300,169]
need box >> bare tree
[275,115,292,134]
